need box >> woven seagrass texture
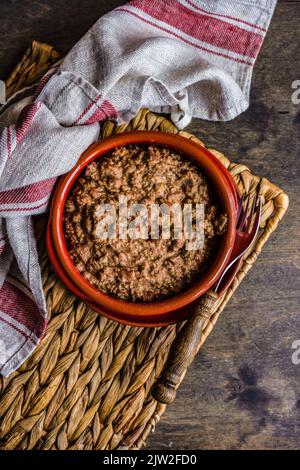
[5,40,59,99]
[0,42,289,450]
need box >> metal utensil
[152,195,262,404]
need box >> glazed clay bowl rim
[50,131,237,318]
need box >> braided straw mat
[0,42,289,450]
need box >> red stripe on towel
[129,0,263,58]
[117,7,253,66]
[184,0,267,33]
[16,102,42,145]
[0,178,56,205]
[72,94,102,125]
[85,99,119,124]
[33,71,56,99]
[6,128,11,160]
[0,281,42,335]
[0,199,48,213]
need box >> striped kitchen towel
[0,0,277,376]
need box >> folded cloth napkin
[0,0,277,376]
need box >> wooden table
[0,0,299,450]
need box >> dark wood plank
[0,0,127,79]
[1,0,299,450]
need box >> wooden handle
[152,291,218,404]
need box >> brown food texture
[64,145,227,302]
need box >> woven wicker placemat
[0,42,289,450]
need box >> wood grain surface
[0,0,299,450]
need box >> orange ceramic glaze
[47,131,238,326]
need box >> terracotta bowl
[47,131,238,326]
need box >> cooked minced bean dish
[64,145,227,302]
